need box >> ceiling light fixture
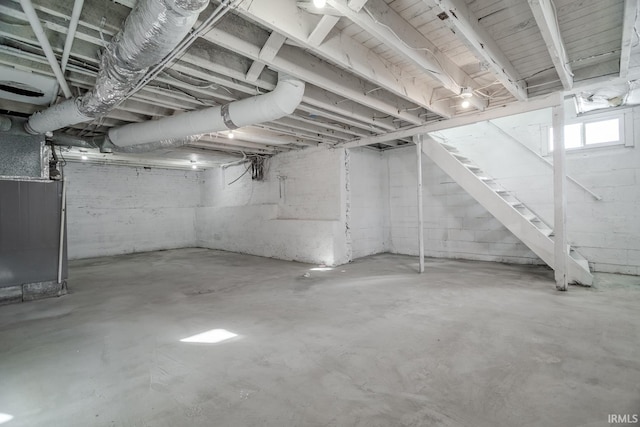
[191,160,197,169]
[81,155,88,161]
[313,0,326,8]
[228,131,234,139]
[460,87,473,109]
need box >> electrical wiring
[526,79,561,89]
[361,6,459,90]
[126,0,246,99]
[568,50,620,65]
[226,153,270,185]
[474,80,501,91]
[518,66,557,83]
[162,69,219,89]
[227,162,252,185]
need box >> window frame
[542,109,633,156]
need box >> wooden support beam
[414,134,425,274]
[328,0,488,111]
[431,0,527,101]
[204,18,427,125]
[307,15,340,46]
[347,0,369,12]
[528,0,574,89]
[246,31,287,82]
[237,0,453,117]
[343,92,562,147]
[620,0,639,78]
[552,103,568,291]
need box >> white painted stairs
[421,136,593,286]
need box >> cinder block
[448,229,475,242]
[0,286,22,305]
[22,281,65,301]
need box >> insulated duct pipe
[107,74,305,147]
[107,134,203,153]
[25,0,209,135]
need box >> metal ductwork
[574,80,640,114]
[107,74,305,147]
[24,0,209,135]
[105,135,203,153]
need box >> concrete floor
[0,249,639,427]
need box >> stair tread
[538,228,553,236]
[570,249,588,260]
[440,143,458,151]
[425,143,593,285]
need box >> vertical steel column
[414,135,425,273]
[552,103,568,291]
[57,178,67,285]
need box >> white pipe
[221,152,248,169]
[108,74,305,147]
[57,178,67,285]
[25,0,209,135]
[19,0,72,98]
[225,129,304,146]
[127,0,236,98]
[414,135,424,273]
[60,0,84,72]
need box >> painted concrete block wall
[435,105,640,275]
[196,147,350,265]
[348,148,390,258]
[386,147,541,264]
[65,162,201,259]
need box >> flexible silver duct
[111,134,203,153]
[107,74,305,147]
[25,0,209,135]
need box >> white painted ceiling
[0,0,637,167]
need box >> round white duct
[107,74,305,147]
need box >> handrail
[486,121,602,201]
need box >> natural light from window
[549,117,621,151]
[585,119,619,145]
[0,413,13,424]
[180,329,238,344]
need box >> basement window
[546,111,630,154]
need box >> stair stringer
[421,137,593,286]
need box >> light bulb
[81,155,88,160]
[191,164,197,169]
[313,0,326,7]
[461,100,470,109]
[228,131,234,139]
